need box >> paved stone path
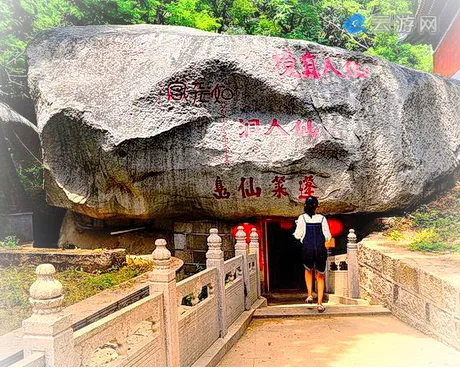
[217,314,460,366]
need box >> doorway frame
[255,216,297,294]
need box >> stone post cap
[235,226,247,240]
[347,229,357,240]
[347,229,357,248]
[250,228,259,240]
[29,263,64,315]
[152,238,171,260]
[207,228,222,248]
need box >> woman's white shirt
[293,214,332,243]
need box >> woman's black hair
[304,196,319,215]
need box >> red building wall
[434,13,460,78]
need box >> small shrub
[411,228,440,244]
[408,228,460,253]
[126,256,154,273]
[0,236,19,248]
[387,230,403,241]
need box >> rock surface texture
[27,25,460,220]
[0,102,41,212]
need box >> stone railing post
[149,239,180,367]
[206,228,227,338]
[249,228,261,298]
[234,226,250,310]
[347,229,359,298]
[22,264,76,366]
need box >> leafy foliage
[385,184,460,253]
[17,164,43,195]
[0,0,434,112]
[366,32,433,72]
[386,229,403,241]
[408,239,460,253]
[0,235,19,248]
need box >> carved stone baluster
[235,226,250,310]
[206,228,227,337]
[22,264,76,366]
[150,239,180,366]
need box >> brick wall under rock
[358,240,460,351]
[173,221,236,266]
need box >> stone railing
[7,226,262,367]
[326,229,359,298]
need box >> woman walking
[293,196,331,312]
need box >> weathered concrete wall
[58,210,174,253]
[0,248,126,272]
[358,234,460,351]
[0,213,33,242]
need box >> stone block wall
[173,220,235,265]
[0,213,33,242]
[358,237,460,351]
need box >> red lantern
[326,218,344,237]
[279,219,293,230]
[232,223,259,243]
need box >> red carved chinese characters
[273,50,301,78]
[238,177,262,198]
[298,175,318,199]
[300,52,320,79]
[212,175,319,200]
[239,118,319,139]
[272,176,288,198]
[273,50,370,80]
[167,82,188,101]
[213,176,231,199]
[190,81,210,103]
[292,119,319,139]
[239,118,261,138]
[166,81,235,104]
[344,60,370,79]
[211,84,235,102]
[322,56,344,78]
[264,118,289,136]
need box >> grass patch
[0,262,153,336]
[384,184,460,253]
[408,241,460,253]
[0,236,19,248]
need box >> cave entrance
[257,214,375,294]
[265,219,304,291]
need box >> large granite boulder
[27,25,460,220]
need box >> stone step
[253,304,391,318]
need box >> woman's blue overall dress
[302,215,327,273]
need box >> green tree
[0,0,434,114]
[164,0,220,31]
[0,0,77,100]
[366,32,433,72]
